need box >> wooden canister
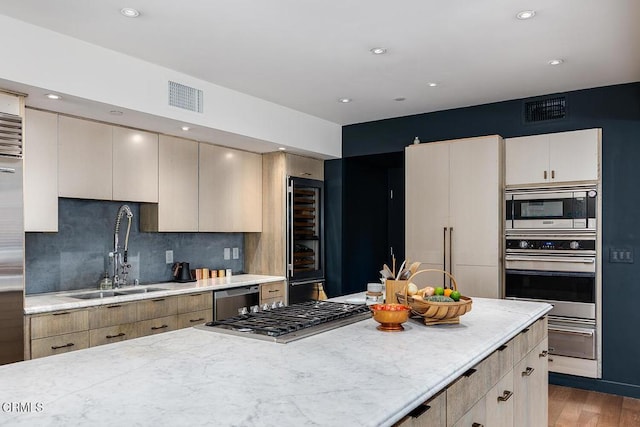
[385,279,408,304]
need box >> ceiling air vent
[524,96,566,123]
[168,81,203,113]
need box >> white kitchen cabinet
[58,115,113,200]
[199,143,262,232]
[505,128,600,186]
[23,109,58,232]
[112,127,158,202]
[286,152,324,180]
[140,135,198,232]
[406,135,503,298]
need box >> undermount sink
[71,287,165,299]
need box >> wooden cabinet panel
[446,352,495,426]
[199,143,262,232]
[137,315,178,337]
[504,134,549,186]
[486,369,514,426]
[513,317,547,363]
[285,153,324,180]
[259,281,286,305]
[177,292,212,313]
[23,108,58,232]
[89,322,137,347]
[137,296,178,321]
[58,115,113,200]
[88,302,137,329]
[397,390,446,427]
[112,127,158,202]
[452,395,486,427]
[31,331,89,359]
[31,310,88,339]
[177,309,212,328]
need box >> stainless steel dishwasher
[213,285,260,321]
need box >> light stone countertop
[2,295,551,426]
[24,274,286,315]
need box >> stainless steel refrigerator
[0,111,24,365]
[287,176,325,303]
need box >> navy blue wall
[25,198,243,294]
[329,82,640,398]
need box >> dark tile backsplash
[25,198,244,294]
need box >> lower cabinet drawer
[514,316,547,363]
[446,352,495,426]
[31,310,88,339]
[396,389,446,427]
[260,281,285,304]
[137,315,178,337]
[137,297,178,321]
[453,396,486,427]
[177,309,212,329]
[89,323,138,347]
[31,331,89,359]
[89,303,137,329]
[177,292,212,313]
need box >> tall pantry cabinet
[405,135,503,298]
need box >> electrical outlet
[224,248,231,260]
[232,247,239,259]
[610,248,634,263]
[165,250,173,264]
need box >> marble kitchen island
[0,297,551,426]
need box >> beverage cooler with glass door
[287,176,325,303]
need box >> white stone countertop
[1,295,550,426]
[24,274,286,315]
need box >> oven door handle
[548,326,594,337]
[505,256,595,264]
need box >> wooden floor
[549,385,640,426]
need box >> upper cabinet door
[285,153,324,180]
[58,116,113,200]
[24,109,58,232]
[505,134,549,186]
[548,129,600,183]
[112,127,158,203]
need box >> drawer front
[31,331,89,359]
[446,354,494,426]
[513,316,547,363]
[137,315,177,337]
[177,309,213,329]
[177,292,212,313]
[89,323,138,347]
[89,303,137,329]
[494,340,514,383]
[397,389,446,427]
[260,281,285,302]
[31,310,88,339]
[452,396,486,427]
[137,296,178,321]
[486,369,514,427]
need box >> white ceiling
[0,0,639,127]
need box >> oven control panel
[506,238,596,251]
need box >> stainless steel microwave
[505,187,597,231]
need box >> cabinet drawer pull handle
[522,367,535,377]
[549,357,554,362]
[520,328,530,334]
[544,170,548,180]
[498,344,508,351]
[408,403,431,418]
[472,423,484,427]
[107,305,122,309]
[151,324,168,330]
[189,318,205,323]
[463,368,477,377]
[190,294,203,297]
[152,298,166,302]
[51,343,74,350]
[52,312,70,316]
[539,350,548,358]
[106,333,126,339]
[268,289,279,293]
[497,390,513,402]
[551,170,555,179]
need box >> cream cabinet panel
[514,338,549,427]
[112,127,158,202]
[199,143,262,232]
[285,153,324,180]
[504,134,549,186]
[549,129,599,183]
[453,265,500,299]
[396,390,446,427]
[58,116,113,200]
[23,109,58,231]
[140,135,198,232]
[0,92,20,115]
[485,369,514,426]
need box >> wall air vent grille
[168,81,203,113]
[524,96,566,123]
[0,112,23,158]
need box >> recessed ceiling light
[427,82,438,87]
[548,59,564,66]
[516,10,536,20]
[339,98,352,103]
[370,47,387,55]
[278,147,287,151]
[45,93,61,100]
[120,8,140,18]
[394,97,406,102]
[181,126,190,131]
[109,110,123,116]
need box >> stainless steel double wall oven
[504,186,601,378]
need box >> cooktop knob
[570,241,580,250]
[519,240,529,249]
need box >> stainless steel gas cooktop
[197,300,371,343]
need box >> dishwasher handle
[215,285,259,299]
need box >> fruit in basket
[412,294,423,301]
[421,286,435,297]
[434,287,444,296]
[426,295,454,302]
[407,282,418,296]
[450,290,461,301]
[444,288,453,297]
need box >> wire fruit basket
[396,269,472,326]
